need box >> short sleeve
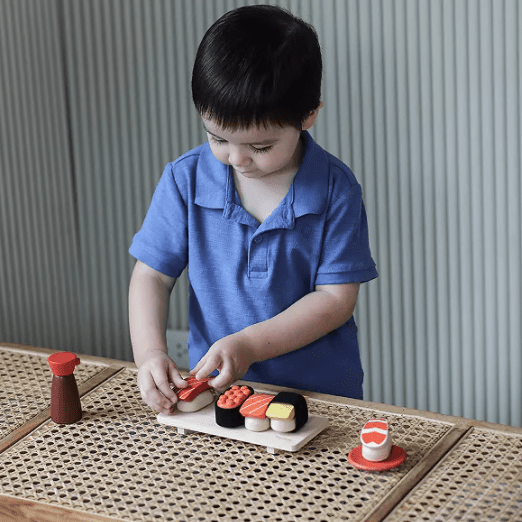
[129,163,189,278]
[315,174,378,285]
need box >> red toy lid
[348,445,407,471]
[48,352,81,376]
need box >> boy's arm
[129,260,187,413]
[193,282,360,389]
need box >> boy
[129,5,377,415]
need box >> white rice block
[270,418,297,433]
[177,389,214,412]
[244,416,270,432]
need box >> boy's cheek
[209,147,228,165]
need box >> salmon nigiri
[175,376,214,412]
[360,419,392,462]
[240,394,275,431]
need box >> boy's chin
[233,167,263,178]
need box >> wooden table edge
[0,494,124,522]
[0,343,137,369]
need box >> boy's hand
[191,331,256,390]
[136,350,188,415]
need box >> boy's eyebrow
[203,125,277,146]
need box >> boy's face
[202,117,303,181]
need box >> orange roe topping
[217,387,252,409]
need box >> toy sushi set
[157,377,328,453]
[157,376,407,468]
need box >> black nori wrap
[215,385,255,428]
[270,392,309,432]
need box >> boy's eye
[252,145,273,154]
[210,135,273,154]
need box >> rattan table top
[386,425,522,521]
[1,345,521,522]
[0,345,116,442]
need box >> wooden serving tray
[157,403,329,453]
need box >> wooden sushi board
[157,404,329,453]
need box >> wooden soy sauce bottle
[48,352,82,424]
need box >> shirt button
[254,236,263,244]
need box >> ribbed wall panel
[0,0,520,426]
[0,0,82,353]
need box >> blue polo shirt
[130,131,377,398]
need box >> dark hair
[192,5,322,130]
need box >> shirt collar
[194,130,328,218]
[291,131,328,217]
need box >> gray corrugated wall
[0,0,520,427]
[0,0,82,353]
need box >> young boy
[129,5,377,415]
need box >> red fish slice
[362,431,387,445]
[176,376,211,402]
[361,419,389,447]
[239,394,274,419]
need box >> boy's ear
[302,102,323,130]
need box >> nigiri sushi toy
[266,403,295,432]
[266,392,309,433]
[215,385,254,428]
[175,376,214,412]
[361,419,392,461]
[348,419,407,471]
[240,394,275,431]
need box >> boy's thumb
[169,365,187,389]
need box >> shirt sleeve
[129,163,189,278]
[315,172,378,286]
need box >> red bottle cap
[48,352,81,376]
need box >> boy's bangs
[199,105,300,132]
[195,83,303,131]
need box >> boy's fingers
[208,363,233,390]
[138,370,159,399]
[195,355,219,381]
[168,366,188,390]
[189,361,202,375]
[138,372,175,414]
[190,358,205,376]
[152,373,178,403]
[196,361,219,379]
[195,367,210,381]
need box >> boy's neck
[233,134,305,224]
[234,132,304,187]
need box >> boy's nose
[228,147,251,167]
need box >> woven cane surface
[386,427,522,522]
[0,368,453,522]
[0,348,106,439]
